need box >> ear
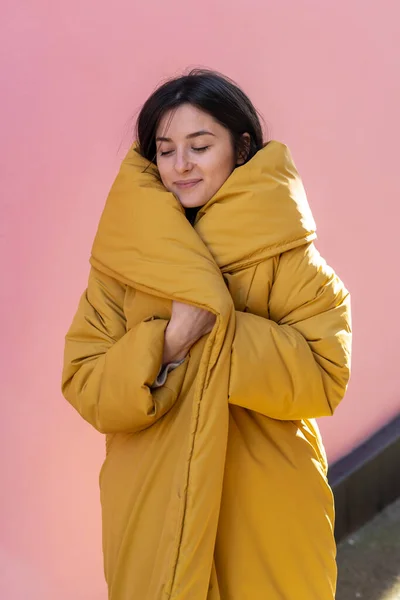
[236,133,251,166]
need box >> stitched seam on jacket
[166,323,220,598]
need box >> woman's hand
[162,301,216,365]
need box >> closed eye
[159,146,210,157]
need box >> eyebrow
[155,130,216,142]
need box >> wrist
[163,325,190,364]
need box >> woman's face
[155,103,246,209]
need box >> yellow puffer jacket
[62,141,352,600]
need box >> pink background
[1,1,399,598]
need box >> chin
[179,197,208,209]
[185,202,207,209]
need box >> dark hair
[136,68,266,166]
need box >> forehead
[156,104,221,138]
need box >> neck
[185,206,201,226]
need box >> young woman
[62,69,352,600]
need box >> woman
[62,69,352,599]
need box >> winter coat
[61,140,352,600]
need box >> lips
[175,179,202,189]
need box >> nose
[174,149,193,174]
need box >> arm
[228,243,352,420]
[61,267,187,434]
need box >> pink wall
[1,1,399,598]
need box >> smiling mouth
[175,180,202,189]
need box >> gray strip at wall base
[328,413,400,543]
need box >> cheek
[207,156,234,189]
[157,165,172,191]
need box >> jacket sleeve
[228,243,352,420]
[61,266,188,434]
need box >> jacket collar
[194,141,316,272]
[90,140,316,311]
